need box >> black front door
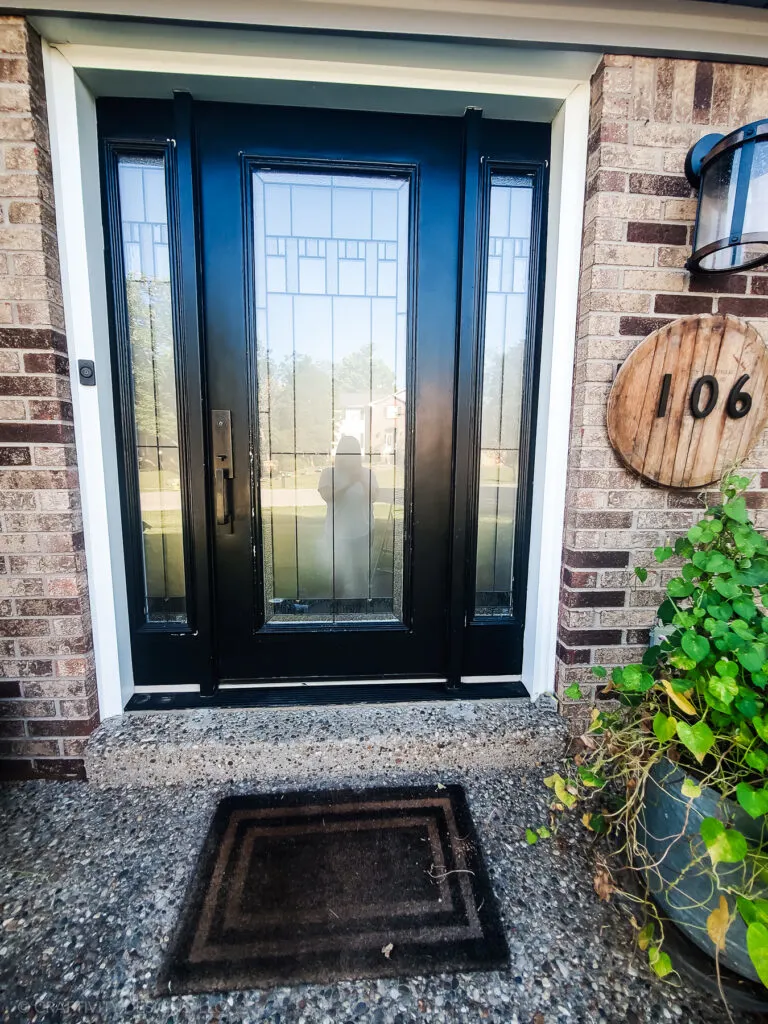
[98,96,548,695]
[198,106,461,683]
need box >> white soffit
[16,0,768,62]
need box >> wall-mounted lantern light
[685,119,768,273]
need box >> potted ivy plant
[534,474,768,1003]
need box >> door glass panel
[475,174,534,618]
[116,154,187,623]
[252,170,410,624]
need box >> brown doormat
[157,785,509,995]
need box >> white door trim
[20,0,768,62]
[42,38,590,711]
[42,44,135,718]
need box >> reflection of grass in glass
[268,505,395,601]
[140,509,185,604]
[263,464,400,491]
[138,468,181,494]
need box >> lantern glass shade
[689,125,768,273]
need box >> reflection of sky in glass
[252,171,410,624]
[475,175,533,618]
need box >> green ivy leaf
[704,551,735,575]
[734,559,768,587]
[738,897,768,928]
[676,720,715,763]
[591,665,607,678]
[687,525,704,544]
[736,694,762,718]
[724,496,749,524]
[577,765,605,788]
[654,546,674,563]
[618,664,655,693]
[738,644,767,674]
[747,922,768,988]
[736,782,768,819]
[738,896,758,926]
[537,826,552,839]
[681,630,710,664]
[525,828,538,845]
[708,675,739,706]
[675,536,694,558]
[634,566,648,583]
[752,716,768,744]
[667,578,694,599]
[653,711,677,743]
[564,682,583,700]
[648,947,673,978]
[715,658,739,677]
[700,817,748,866]
[746,749,768,773]
[681,778,702,799]
[709,602,733,622]
[733,596,758,621]
[713,578,742,601]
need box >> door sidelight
[211,410,233,527]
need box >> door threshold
[125,680,529,712]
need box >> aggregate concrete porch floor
[0,768,740,1024]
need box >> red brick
[563,548,629,569]
[558,627,623,646]
[626,221,687,245]
[563,589,626,608]
[689,272,747,294]
[629,173,691,198]
[0,327,66,351]
[718,296,768,317]
[562,568,598,588]
[556,642,591,666]
[619,315,673,336]
[654,294,714,315]
[0,444,29,464]
[693,62,714,122]
[27,712,98,737]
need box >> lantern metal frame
[685,118,768,274]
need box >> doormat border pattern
[157,784,509,996]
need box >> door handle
[211,410,233,527]
[214,465,231,526]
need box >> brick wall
[0,17,96,780]
[558,54,768,717]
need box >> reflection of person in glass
[318,435,380,599]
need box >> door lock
[211,410,233,527]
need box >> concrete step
[85,697,566,787]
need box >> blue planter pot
[638,758,765,985]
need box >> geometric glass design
[117,154,187,623]
[252,171,410,624]
[474,174,534,618]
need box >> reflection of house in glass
[333,387,405,466]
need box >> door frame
[43,39,590,715]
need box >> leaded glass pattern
[252,171,410,624]
[475,174,534,618]
[117,154,187,624]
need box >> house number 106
[656,372,752,421]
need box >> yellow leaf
[554,777,577,809]
[637,922,654,951]
[706,895,731,952]
[582,812,593,831]
[662,679,696,716]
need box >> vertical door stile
[172,90,215,692]
[448,107,484,687]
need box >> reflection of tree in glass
[126,277,179,463]
[258,345,396,474]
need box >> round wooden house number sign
[607,313,768,488]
